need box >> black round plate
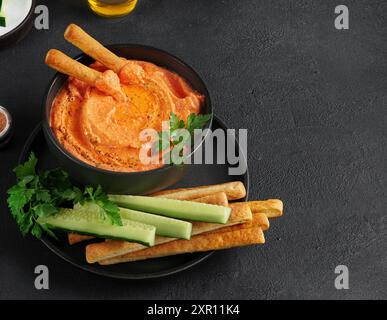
[19,116,249,279]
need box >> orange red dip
[50,60,204,172]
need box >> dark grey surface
[0,0,386,299]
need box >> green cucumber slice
[37,207,156,246]
[0,0,3,11]
[119,207,192,239]
[109,195,232,224]
[0,16,5,28]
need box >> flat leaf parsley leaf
[7,153,122,239]
[157,112,212,155]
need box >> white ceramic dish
[0,0,33,37]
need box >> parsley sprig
[7,153,121,239]
[157,112,212,155]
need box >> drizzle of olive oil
[87,0,138,18]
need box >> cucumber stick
[109,195,232,224]
[119,207,192,239]
[73,203,192,239]
[37,207,156,246]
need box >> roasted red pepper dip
[50,60,204,172]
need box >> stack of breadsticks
[67,181,283,265]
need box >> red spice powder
[0,112,7,133]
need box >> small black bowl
[0,105,13,148]
[43,45,212,194]
[0,0,35,48]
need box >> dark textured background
[1,0,387,299]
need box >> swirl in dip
[50,60,204,172]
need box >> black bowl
[0,0,35,48]
[43,45,212,194]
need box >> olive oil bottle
[87,0,138,18]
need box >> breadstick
[46,48,126,101]
[247,199,283,218]
[193,192,228,206]
[64,24,126,73]
[45,49,101,85]
[98,213,266,265]
[68,233,94,245]
[85,203,252,263]
[224,206,269,231]
[100,227,264,265]
[152,181,246,201]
